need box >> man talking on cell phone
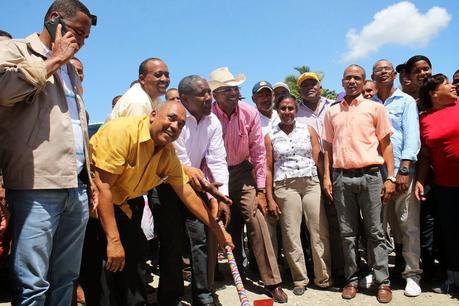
[0,1,97,305]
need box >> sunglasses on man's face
[214,86,239,94]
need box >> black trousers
[156,184,211,306]
[81,197,148,306]
[435,185,459,272]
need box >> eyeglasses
[213,86,239,94]
[373,66,394,74]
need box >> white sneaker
[404,277,421,297]
[358,273,374,289]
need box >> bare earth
[145,261,459,306]
[1,262,458,305]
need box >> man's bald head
[156,100,185,116]
[149,101,186,148]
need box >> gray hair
[344,64,366,80]
[178,75,207,96]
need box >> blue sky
[2,0,458,122]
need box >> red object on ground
[253,298,274,306]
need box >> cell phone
[44,16,67,42]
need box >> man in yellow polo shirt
[89,101,233,306]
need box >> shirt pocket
[387,107,403,131]
[238,131,249,150]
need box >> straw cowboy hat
[208,67,246,91]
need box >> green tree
[284,65,337,101]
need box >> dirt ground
[146,261,459,306]
[1,262,458,305]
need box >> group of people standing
[1,1,459,306]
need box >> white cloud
[342,1,452,62]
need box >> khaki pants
[383,175,422,280]
[227,161,282,286]
[265,214,279,260]
[274,176,332,287]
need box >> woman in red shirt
[415,73,459,294]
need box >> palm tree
[284,65,336,101]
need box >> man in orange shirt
[322,64,396,303]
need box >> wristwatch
[256,188,266,194]
[386,176,397,184]
[398,166,410,176]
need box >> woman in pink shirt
[265,95,332,295]
[416,73,459,294]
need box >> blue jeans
[7,186,89,306]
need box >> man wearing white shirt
[156,75,230,306]
[108,57,169,120]
[252,81,280,136]
[252,81,281,258]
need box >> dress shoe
[292,286,305,296]
[265,285,288,303]
[377,284,392,303]
[341,283,357,299]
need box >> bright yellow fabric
[90,115,188,217]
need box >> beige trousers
[265,214,279,260]
[228,161,282,286]
[383,175,422,279]
[274,176,332,288]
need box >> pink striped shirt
[212,101,266,189]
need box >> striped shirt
[212,101,266,189]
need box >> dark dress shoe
[342,283,358,299]
[265,285,288,303]
[377,284,392,303]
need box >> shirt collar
[373,88,405,104]
[392,88,405,98]
[300,97,330,114]
[26,33,51,59]
[134,83,158,106]
[139,115,153,143]
[340,94,364,106]
[213,100,239,119]
[184,108,210,123]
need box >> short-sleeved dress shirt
[90,115,187,217]
[322,95,393,169]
